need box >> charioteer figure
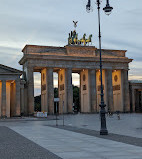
[68,21,93,46]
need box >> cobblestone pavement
[0,126,62,159]
[0,113,142,159]
[48,113,142,138]
[51,125,142,147]
[1,113,142,139]
[9,123,142,159]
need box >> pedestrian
[116,111,120,120]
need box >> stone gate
[19,44,132,115]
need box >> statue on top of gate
[68,21,93,46]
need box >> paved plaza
[0,113,142,159]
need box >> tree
[54,88,58,98]
[34,86,80,112]
[34,95,41,111]
[73,85,80,112]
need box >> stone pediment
[0,64,22,75]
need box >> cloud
[0,0,142,96]
[0,46,22,69]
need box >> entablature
[23,58,129,71]
[20,45,131,63]
[19,45,133,72]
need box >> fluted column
[107,69,113,111]
[58,69,67,114]
[80,69,91,113]
[6,82,10,118]
[89,69,97,112]
[26,67,34,115]
[132,89,136,112]
[141,91,142,111]
[0,82,2,117]
[20,83,25,115]
[66,68,73,113]
[122,70,130,112]
[47,68,54,114]
[106,69,113,112]
[1,80,6,117]
[41,68,48,112]
[15,80,21,116]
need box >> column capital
[106,68,113,71]
[1,80,6,83]
[122,69,129,71]
[65,68,72,71]
[89,69,96,73]
[27,66,34,69]
[48,67,54,69]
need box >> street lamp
[103,0,113,15]
[86,0,113,135]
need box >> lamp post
[86,0,113,135]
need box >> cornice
[19,54,132,65]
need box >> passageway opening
[34,72,41,112]
[72,73,80,113]
[54,72,59,114]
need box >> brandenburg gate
[19,31,132,115]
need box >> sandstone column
[132,89,136,112]
[66,68,73,113]
[89,69,97,112]
[26,67,34,115]
[47,68,54,114]
[1,80,6,117]
[58,69,67,114]
[20,83,25,115]
[15,79,21,116]
[105,69,113,112]
[6,82,10,118]
[41,68,48,112]
[80,69,91,113]
[122,70,130,112]
[141,91,142,111]
[0,82,2,117]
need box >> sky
[0,0,142,96]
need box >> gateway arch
[19,44,132,115]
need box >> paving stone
[1,114,142,159]
[0,126,62,159]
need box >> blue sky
[0,0,142,95]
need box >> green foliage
[54,88,58,98]
[73,85,80,111]
[34,87,80,112]
[34,88,58,111]
[34,95,41,111]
